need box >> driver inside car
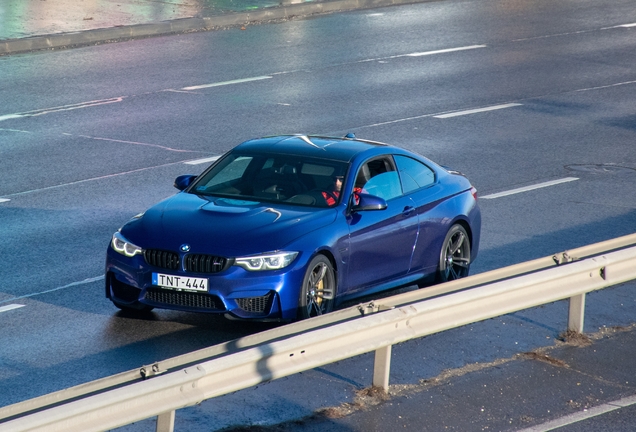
[322,175,343,206]
[323,175,364,207]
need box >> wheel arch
[312,248,339,287]
[450,217,474,254]
[296,250,338,320]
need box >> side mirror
[351,193,387,212]
[174,174,197,191]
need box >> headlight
[111,231,143,257]
[234,251,298,271]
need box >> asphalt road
[1,0,635,430]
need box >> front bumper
[105,247,306,320]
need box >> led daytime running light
[235,252,298,271]
[111,232,143,257]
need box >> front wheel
[298,255,335,319]
[437,224,471,283]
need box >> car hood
[121,193,338,256]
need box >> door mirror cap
[174,174,197,191]
[351,193,387,212]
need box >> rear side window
[395,155,436,194]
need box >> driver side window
[354,157,403,201]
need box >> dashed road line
[574,79,636,93]
[3,45,487,124]
[0,128,31,133]
[481,177,579,199]
[76,134,197,153]
[1,155,219,200]
[356,44,488,64]
[517,394,636,432]
[0,114,25,122]
[184,156,220,165]
[434,103,523,118]
[2,161,190,199]
[0,304,25,314]
[406,45,487,57]
[604,22,636,29]
[0,276,104,305]
[0,98,125,122]
[182,76,273,91]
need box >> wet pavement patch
[565,164,636,175]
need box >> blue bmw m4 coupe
[106,134,481,321]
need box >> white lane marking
[481,177,579,199]
[0,198,10,203]
[357,76,636,131]
[0,98,125,122]
[182,76,273,91]
[516,22,636,42]
[406,45,487,57]
[163,89,200,94]
[574,80,636,93]
[3,160,189,198]
[0,304,25,313]
[184,156,220,165]
[356,45,488,64]
[76,134,198,153]
[513,30,592,42]
[516,395,636,432]
[0,276,104,305]
[0,114,25,122]
[355,113,433,128]
[434,103,522,118]
[0,127,32,133]
[1,46,485,124]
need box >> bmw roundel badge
[180,244,191,252]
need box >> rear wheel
[437,224,471,282]
[298,255,335,319]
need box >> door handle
[402,206,416,216]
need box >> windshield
[190,152,349,208]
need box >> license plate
[152,273,208,292]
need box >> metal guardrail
[1,233,636,431]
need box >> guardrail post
[568,293,586,333]
[372,345,392,391]
[156,410,176,432]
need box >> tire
[437,224,471,283]
[298,255,336,319]
[112,299,154,314]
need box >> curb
[0,0,425,55]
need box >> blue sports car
[106,134,481,321]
